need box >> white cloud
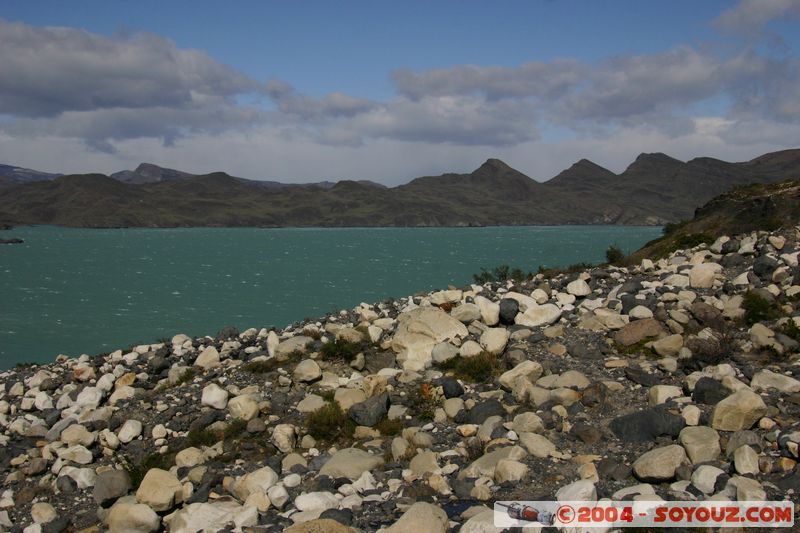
[714,0,800,35]
[0,6,798,183]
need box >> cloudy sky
[1,0,799,184]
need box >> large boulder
[514,304,561,327]
[319,448,385,480]
[293,359,322,383]
[689,263,722,288]
[135,469,183,512]
[679,426,721,463]
[711,390,768,431]
[751,370,800,394]
[459,446,527,479]
[106,500,160,533]
[385,502,448,533]
[633,445,688,482]
[349,393,390,426]
[94,469,132,506]
[610,408,685,442]
[390,307,468,371]
[614,318,665,346]
[275,336,313,360]
[167,501,251,533]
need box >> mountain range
[0,149,798,227]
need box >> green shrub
[243,359,279,373]
[185,428,218,448]
[320,339,362,362]
[662,220,687,235]
[742,291,781,325]
[605,245,625,264]
[407,383,441,421]
[120,453,170,489]
[782,320,800,342]
[436,352,500,382]
[674,233,714,250]
[374,417,404,436]
[173,368,196,386]
[302,327,322,340]
[473,265,532,284]
[224,418,247,440]
[305,402,354,442]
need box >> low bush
[436,352,500,382]
[407,383,441,421]
[223,418,247,440]
[305,402,355,442]
[673,233,714,250]
[120,453,170,489]
[473,265,532,284]
[605,245,625,264]
[320,339,362,362]
[374,417,404,436]
[742,291,781,325]
[185,428,218,448]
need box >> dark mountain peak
[0,163,60,184]
[475,158,513,174]
[546,158,615,188]
[635,152,681,164]
[471,158,533,182]
[112,163,193,184]
[747,148,800,170]
[624,152,684,174]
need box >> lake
[0,225,661,368]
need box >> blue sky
[0,0,799,183]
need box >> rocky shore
[2,226,800,533]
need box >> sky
[0,0,799,185]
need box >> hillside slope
[0,149,798,227]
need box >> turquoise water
[0,225,661,367]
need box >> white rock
[751,369,800,394]
[711,390,768,431]
[195,347,220,369]
[498,361,543,390]
[390,307,468,371]
[514,304,561,327]
[136,468,183,511]
[648,385,683,406]
[293,359,322,383]
[479,328,509,355]
[106,501,160,533]
[201,383,229,409]
[679,426,720,463]
[689,263,722,288]
[272,424,296,453]
[117,419,143,444]
[31,502,56,524]
[384,502,448,533]
[633,445,688,481]
[267,484,289,509]
[474,296,500,326]
[228,394,260,421]
[629,306,654,319]
[691,465,725,494]
[566,279,592,297]
[294,491,339,512]
[518,433,555,458]
[556,479,597,501]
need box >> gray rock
[349,393,389,426]
[610,407,685,442]
[499,299,520,325]
[465,399,505,425]
[94,469,132,507]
